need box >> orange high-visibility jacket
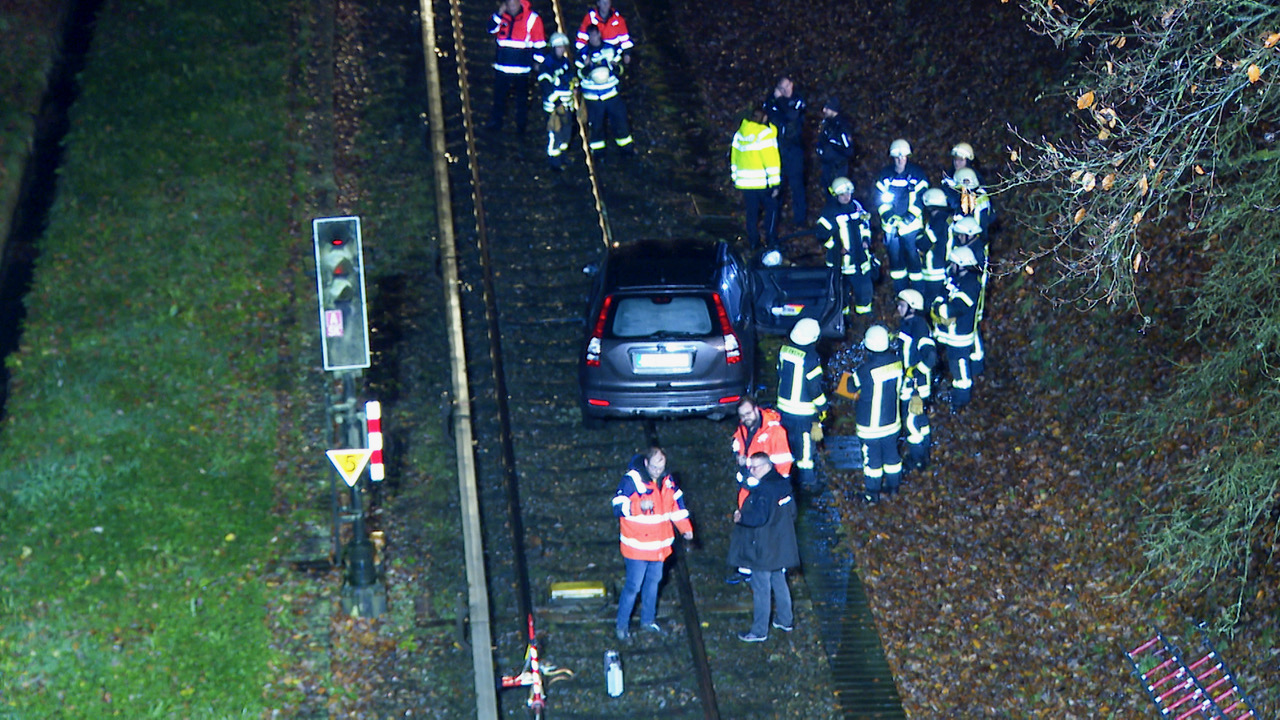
[612,462,693,562]
[731,407,794,506]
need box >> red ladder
[1125,628,1260,720]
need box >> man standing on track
[575,0,633,63]
[486,0,547,135]
[576,23,634,159]
[613,446,694,640]
[728,453,800,642]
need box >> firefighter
[875,139,930,293]
[941,142,983,212]
[612,446,693,640]
[538,32,575,171]
[776,318,827,492]
[920,188,952,311]
[486,0,547,135]
[815,177,874,317]
[764,76,807,226]
[846,325,903,503]
[730,107,781,249]
[952,167,995,235]
[950,215,988,379]
[575,0,633,61]
[932,245,981,412]
[575,24,633,159]
[815,97,855,191]
[896,289,936,472]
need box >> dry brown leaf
[1132,252,1142,272]
[1133,210,1145,226]
[1194,165,1205,175]
[1215,55,1224,69]
[1082,172,1097,191]
[1154,170,1165,186]
[1266,32,1280,49]
[1111,36,1126,48]
[1010,148,1020,162]
[1105,60,1114,75]
[1071,170,1083,182]
[1148,157,1157,169]
[1248,64,1262,83]
[1102,174,1115,190]
[1098,128,1111,140]
[1073,207,1087,224]
[1138,174,1149,196]
[1077,90,1096,110]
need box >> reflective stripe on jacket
[852,351,903,439]
[576,6,633,50]
[777,343,828,417]
[613,467,692,561]
[875,162,929,233]
[490,1,547,74]
[731,120,781,190]
[732,408,794,479]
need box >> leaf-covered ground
[669,0,1279,717]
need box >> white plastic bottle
[604,649,624,697]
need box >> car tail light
[585,295,613,367]
[587,398,610,406]
[712,293,741,365]
[719,395,741,404]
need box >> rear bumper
[580,380,748,419]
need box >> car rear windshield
[609,294,713,338]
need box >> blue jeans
[747,568,793,637]
[617,558,664,632]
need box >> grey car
[578,238,756,423]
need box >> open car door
[750,260,845,339]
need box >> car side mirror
[582,262,600,277]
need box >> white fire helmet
[897,289,925,311]
[589,66,613,85]
[864,324,890,352]
[789,318,822,345]
[953,216,982,236]
[955,167,980,190]
[550,32,571,48]
[951,142,975,160]
[923,188,948,207]
[889,139,912,158]
[829,177,854,196]
[950,245,979,267]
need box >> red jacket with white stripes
[612,458,693,562]
[575,5,633,51]
[731,407,794,506]
[489,0,547,74]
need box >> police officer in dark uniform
[764,75,807,226]
[815,97,854,190]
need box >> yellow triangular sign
[326,448,372,487]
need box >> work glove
[810,421,824,443]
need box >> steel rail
[416,2,498,717]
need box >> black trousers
[741,188,779,249]
[489,70,530,133]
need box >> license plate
[632,351,693,373]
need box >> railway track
[419,0,843,716]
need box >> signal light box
[313,216,371,371]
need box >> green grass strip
[0,1,303,717]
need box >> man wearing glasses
[727,453,800,642]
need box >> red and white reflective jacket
[612,460,693,562]
[575,5,633,51]
[489,0,547,75]
[731,408,793,505]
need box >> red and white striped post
[366,401,384,481]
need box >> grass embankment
[0,1,313,716]
[0,0,66,235]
